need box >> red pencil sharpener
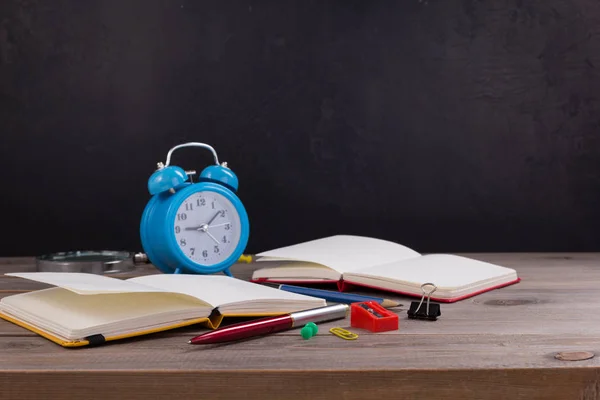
[350,301,399,333]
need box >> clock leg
[223,268,233,277]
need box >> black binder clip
[407,283,441,321]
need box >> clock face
[173,191,242,265]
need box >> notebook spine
[337,280,353,292]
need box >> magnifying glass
[36,251,150,275]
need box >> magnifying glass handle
[133,253,150,264]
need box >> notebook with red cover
[250,235,520,303]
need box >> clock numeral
[177,213,187,221]
[197,198,206,207]
[224,224,230,230]
[220,210,226,217]
[214,245,219,253]
[175,226,181,234]
[222,235,227,243]
[211,201,215,209]
[185,203,193,211]
[180,238,187,247]
[190,248,195,256]
[202,250,208,257]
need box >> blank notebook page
[256,235,421,274]
[1,288,207,332]
[347,254,517,288]
[6,272,166,295]
[128,274,325,308]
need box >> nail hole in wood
[483,299,536,306]
[554,351,595,361]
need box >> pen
[269,284,401,308]
[188,304,349,345]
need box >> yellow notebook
[0,272,326,347]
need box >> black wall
[2,0,600,257]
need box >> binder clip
[351,301,399,332]
[407,283,441,321]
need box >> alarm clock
[140,142,249,277]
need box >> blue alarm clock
[140,142,249,277]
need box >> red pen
[188,304,349,344]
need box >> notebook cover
[339,278,522,303]
[0,311,219,347]
[250,277,341,285]
[251,277,522,303]
[0,309,298,348]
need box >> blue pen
[276,284,401,308]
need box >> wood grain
[2,332,600,370]
[2,369,600,400]
[2,253,600,399]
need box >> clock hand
[206,211,222,226]
[205,230,220,245]
[208,222,230,228]
[182,212,224,235]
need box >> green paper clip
[329,327,358,340]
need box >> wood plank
[0,257,35,266]
[1,333,600,370]
[2,369,600,400]
[1,256,599,348]
[0,321,36,337]
[1,253,600,398]
[0,279,53,291]
[1,253,600,287]
[2,287,600,337]
[2,254,600,337]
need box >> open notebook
[0,273,325,347]
[250,235,520,302]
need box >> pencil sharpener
[350,301,399,333]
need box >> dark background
[1,0,599,257]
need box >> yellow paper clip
[237,254,254,263]
[329,327,358,340]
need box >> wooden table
[1,253,600,399]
